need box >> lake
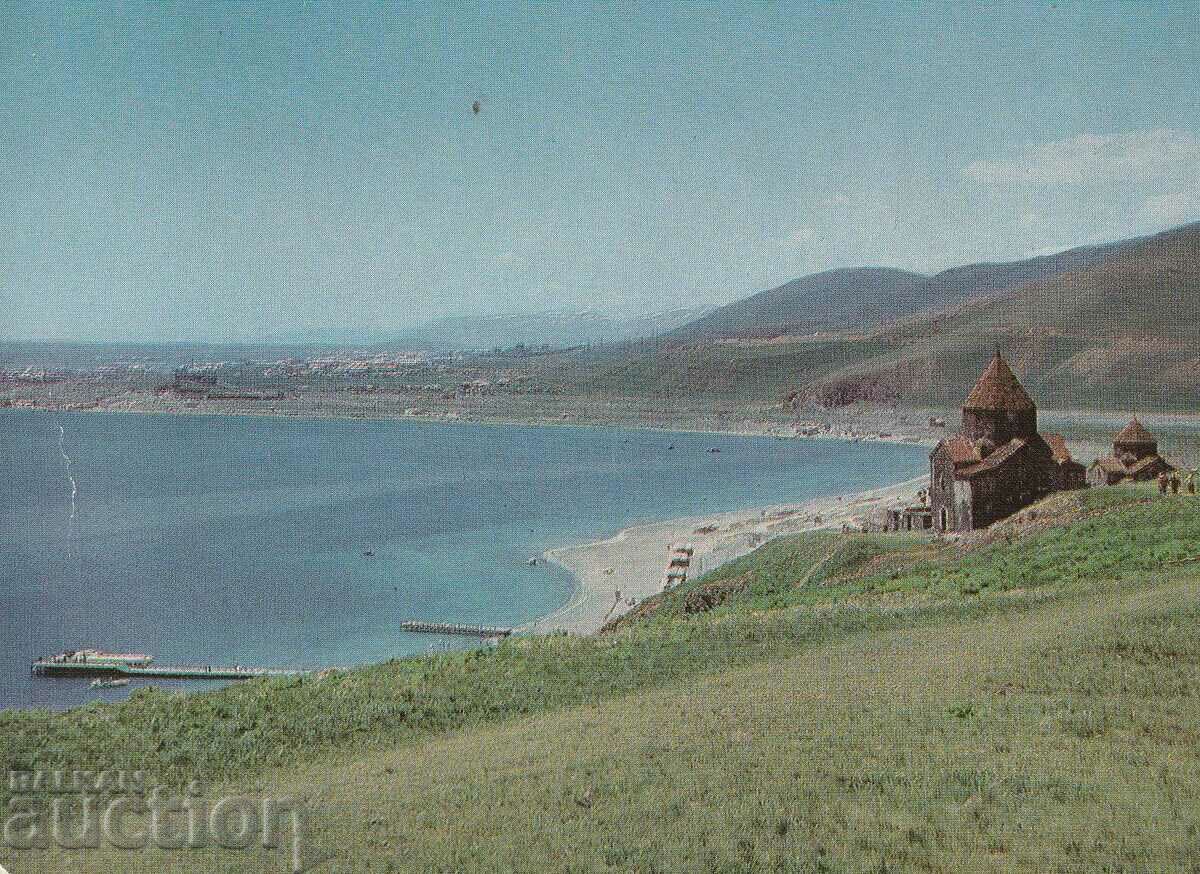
[0,411,927,710]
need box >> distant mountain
[668,268,927,340]
[362,306,714,351]
[669,237,1141,342]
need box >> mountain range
[536,220,1200,412]
[667,237,1137,341]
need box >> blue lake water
[0,411,927,710]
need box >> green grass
[17,568,1200,872]
[0,563,1031,802]
[629,486,1199,619]
[7,486,1200,872]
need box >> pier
[32,659,306,682]
[400,621,513,638]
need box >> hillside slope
[669,267,926,339]
[670,235,1134,342]
[832,220,1200,409]
[274,571,1200,873]
[536,221,1200,411]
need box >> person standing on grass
[1188,470,1196,495]
[1158,471,1169,495]
[1171,472,1181,494]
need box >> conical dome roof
[963,351,1035,411]
[1115,417,1156,445]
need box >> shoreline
[17,395,1196,452]
[531,474,930,637]
[15,402,1182,641]
[6,403,933,654]
[1,402,939,447]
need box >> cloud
[1138,191,1200,226]
[962,129,1200,186]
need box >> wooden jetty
[400,620,513,638]
[32,658,306,682]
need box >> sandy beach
[533,474,929,636]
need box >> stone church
[930,351,1086,532]
[1087,418,1174,485]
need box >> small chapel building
[929,350,1086,532]
[1087,418,1174,486]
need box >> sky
[2,1,1199,343]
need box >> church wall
[1087,464,1120,487]
[967,445,1055,529]
[952,479,973,531]
[1130,457,1174,482]
[962,408,1037,445]
[1114,440,1158,462]
[1055,461,1088,491]
[929,445,959,532]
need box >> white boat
[90,678,131,689]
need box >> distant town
[0,334,800,439]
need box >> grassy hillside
[274,569,1200,873]
[8,486,1200,871]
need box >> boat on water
[90,678,130,689]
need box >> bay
[0,411,927,710]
